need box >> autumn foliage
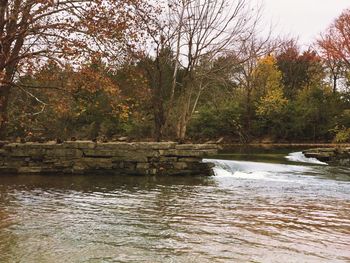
[318,9,350,69]
[0,0,147,138]
[0,1,350,143]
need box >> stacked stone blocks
[0,141,217,175]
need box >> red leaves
[318,8,350,68]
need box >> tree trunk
[0,84,10,139]
[176,114,187,143]
[245,87,252,138]
[178,122,187,142]
[333,74,337,94]
[176,93,192,142]
[152,56,166,142]
[154,103,165,142]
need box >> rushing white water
[286,151,328,165]
[204,151,328,183]
[204,158,311,181]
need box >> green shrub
[333,126,350,143]
[188,102,244,140]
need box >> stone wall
[303,147,350,166]
[0,141,218,175]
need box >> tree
[231,34,275,137]
[276,40,324,99]
[318,9,350,69]
[169,0,262,141]
[253,55,284,99]
[7,57,132,140]
[317,45,344,93]
[139,48,175,141]
[140,0,262,141]
[317,9,350,92]
[254,55,288,138]
[0,0,145,139]
[292,85,341,141]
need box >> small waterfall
[286,152,328,165]
[203,159,310,181]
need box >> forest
[0,0,349,143]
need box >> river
[0,148,349,262]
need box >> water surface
[0,150,349,262]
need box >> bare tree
[161,0,265,141]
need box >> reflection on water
[0,155,350,262]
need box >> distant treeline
[1,1,349,143]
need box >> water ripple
[0,168,350,262]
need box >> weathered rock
[117,137,129,142]
[46,148,83,158]
[173,162,188,170]
[0,141,218,176]
[175,144,218,150]
[63,141,96,149]
[178,157,201,162]
[0,141,9,148]
[303,147,350,166]
[159,157,178,163]
[159,149,217,157]
[136,162,150,170]
[17,167,43,173]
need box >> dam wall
[0,141,218,176]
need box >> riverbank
[0,141,218,176]
[221,143,350,149]
[303,147,350,166]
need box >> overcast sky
[257,0,350,47]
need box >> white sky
[257,0,350,47]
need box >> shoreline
[220,143,350,148]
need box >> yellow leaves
[111,103,131,121]
[257,54,277,67]
[254,55,288,117]
[333,125,350,143]
[253,55,283,93]
[256,88,288,117]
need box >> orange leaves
[111,103,131,121]
[0,0,151,80]
[69,59,120,97]
[318,8,350,68]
